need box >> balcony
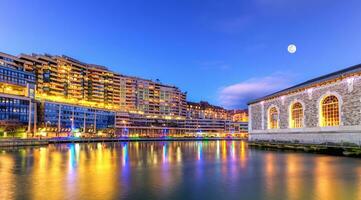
[0,83,28,97]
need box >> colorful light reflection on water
[0,141,361,200]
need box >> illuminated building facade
[115,101,248,137]
[0,50,247,138]
[0,52,36,137]
[229,109,249,123]
[248,63,361,144]
[120,76,187,117]
[0,51,187,137]
[38,102,115,136]
[19,54,122,110]
[187,101,230,120]
[185,101,247,135]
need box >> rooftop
[248,63,361,105]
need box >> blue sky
[2,0,361,109]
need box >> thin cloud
[218,73,294,109]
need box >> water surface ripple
[0,141,360,200]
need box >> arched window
[321,95,340,126]
[290,102,303,128]
[268,107,279,129]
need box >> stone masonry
[248,75,361,144]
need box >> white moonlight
[287,44,297,54]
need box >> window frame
[289,101,304,129]
[319,94,341,127]
[268,106,279,129]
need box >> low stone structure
[248,64,361,145]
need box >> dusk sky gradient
[2,0,361,108]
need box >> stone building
[248,64,361,144]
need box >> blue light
[122,143,128,166]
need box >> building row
[248,63,361,144]
[0,51,247,138]
[115,101,248,137]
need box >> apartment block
[0,51,188,137]
[0,52,36,137]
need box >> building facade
[0,51,246,138]
[0,51,188,137]
[185,101,247,135]
[38,101,115,137]
[19,54,122,111]
[123,76,187,118]
[0,52,36,137]
[248,63,361,144]
[115,101,248,137]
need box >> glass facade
[0,66,35,86]
[0,61,36,137]
[0,58,116,135]
[0,97,30,123]
[41,102,115,132]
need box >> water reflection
[0,141,360,200]
[0,154,15,200]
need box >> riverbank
[249,141,361,158]
[0,137,245,147]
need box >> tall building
[0,51,188,137]
[0,52,36,137]
[17,54,119,136]
[19,54,122,110]
[121,76,187,118]
[0,51,246,138]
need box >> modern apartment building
[122,75,187,118]
[19,54,122,110]
[0,52,36,137]
[0,51,189,137]
[0,51,247,138]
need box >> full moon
[288,44,297,54]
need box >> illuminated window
[321,95,340,127]
[268,106,279,129]
[290,102,303,128]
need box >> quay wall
[249,132,361,145]
[249,125,361,144]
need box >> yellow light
[21,132,27,139]
[35,92,120,111]
[40,130,47,137]
[74,132,82,137]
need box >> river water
[0,141,360,200]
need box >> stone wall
[248,75,361,144]
[250,131,361,145]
